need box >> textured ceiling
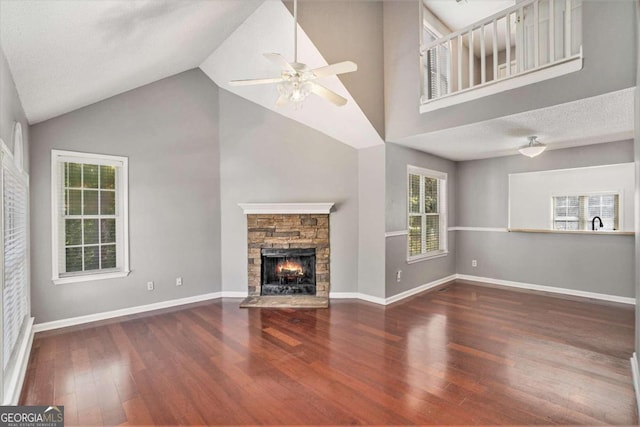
[200,0,383,149]
[395,88,635,161]
[0,0,264,123]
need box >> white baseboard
[330,275,457,306]
[329,292,360,299]
[631,353,640,418]
[354,293,388,305]
[3,317,34,405]
[330,292,386,304]
[456,274,636,305]
[220,291,248,298]
[385,274,457,305]
[33,292,222,333]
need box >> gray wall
[384,0,637,141]
[0,46,29,172]
[218,89,360,294]
[385,143,457,297]
[456,140,635,298]
[29,70,222,323]
[358,145,386,298]
[634,0,639,358]
[288,0,385,139]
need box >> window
[422,26,450,100]
[552,193,619,231]
[2,139,29,370]
[407,166,447,262]
[51,150,129,284]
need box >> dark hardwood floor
[21,281,637,425]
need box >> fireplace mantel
[238,203,334,215]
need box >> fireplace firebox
[261,248,316,295]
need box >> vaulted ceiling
[0,0,382,149]
[0,0,263,123]
[0,0,633,159]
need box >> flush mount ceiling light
[519,136,546,158]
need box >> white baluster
[457,34,463,90]
[534,0,540,68]
[469,29,474,87]
[448,39,453,95]
[493,19,498,81]
[480,25,486,84]
[506,13,512,77]
[549,0,555,62]
[564,0,572,57]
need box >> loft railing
[420,0,582,110]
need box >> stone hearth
[238,203,333,307]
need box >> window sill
[53,270,130,285]
[407,251,449,264]
[508,228,633,236]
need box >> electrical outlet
[396,270,402,282]
[472,260,478,267]
[176,277,183,286]
[147,281,154,291]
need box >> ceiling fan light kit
[229,0,357,108]
[519,136,547,158]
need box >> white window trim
[549,190,622,231]
[420,12,450,103]
[406,165,448,263]
[51,150,130,285]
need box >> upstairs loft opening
[420,0,583,112]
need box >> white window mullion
[420,174,425,254]
[51,150,130,285]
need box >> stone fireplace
[239,203,333,304]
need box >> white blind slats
[2,149,29,370]
[408,167,447,259]
[423,27,450,100]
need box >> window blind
[408,166,447,260]
[553,194,619,231]
[2,147,29,370]
[423,27,450,100]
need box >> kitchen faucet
[591,216,603,231]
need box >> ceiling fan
[229,0,357,107]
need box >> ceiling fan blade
[310,82,347,107]
[312,61,357,78]
[275,95,289,107]
[263,53,296,73]
[229,77,283,86]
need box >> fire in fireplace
[261,248,316,295]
